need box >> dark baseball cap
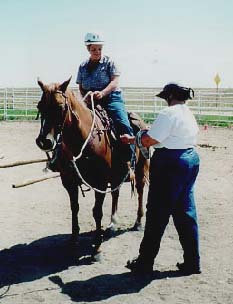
[156,83,180,99]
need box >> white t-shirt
[148,104,199,149]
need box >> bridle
[52,90,96,160]
[36,90,69,148]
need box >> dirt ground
[0,121,232,304]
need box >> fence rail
[0,87,233,125]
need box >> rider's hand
[93,91,104,100]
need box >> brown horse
[36,77,149,258]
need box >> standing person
[76,32,135,168]
[121,83,201,275]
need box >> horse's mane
[69,90,85,105]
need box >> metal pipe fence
[123,87,233,125]
[0,87,233,125]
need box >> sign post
[214,73,221,106]
[214,73,221,89]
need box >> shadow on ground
[0,229,184,302]
[0,228,129,289]
[49,270,182,302]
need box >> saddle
[94,105,144,140]
[49,105,141,185]
[94,104,116,138]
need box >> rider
[76,32,135,177]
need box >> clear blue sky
[0,0,233,88]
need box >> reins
[40,89,133,195]
[72,91,96,161]
[70,91,132,194]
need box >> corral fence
[0,87,233,125]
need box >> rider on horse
[76,32,135,178]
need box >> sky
[0,0,233,88]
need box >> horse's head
[36,77,72,152]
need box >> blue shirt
[76,55,121,92]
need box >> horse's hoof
[105,226,116,239]
[107,222,117,232]
[132,222,143,231]
[92,251,103,262]
[111,215,118,225]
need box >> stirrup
[125,162,135,182]
[127,167,135,182]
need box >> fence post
[219,91,222,121]
[26,87,28,117]
[198,90,201,122]
[153,93,156,121]
[4,88,7,120]
[12,88,15,110]
[142,91,145,120]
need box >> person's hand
[93,91,104,100]
[120,134,136,145]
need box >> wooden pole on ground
[0,158,47,168]
[12,172,60,188]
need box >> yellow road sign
[214,73,221,86]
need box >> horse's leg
[92,191,106,259]
[61,174,80,244]
[69,186,80,243]
[134,181,144,231]
[107,158,126,231]
[107,189,120,231]
[133,159,148,231]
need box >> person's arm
[120,131,160,147]
[141,133,160,147]
[93,76,119,99]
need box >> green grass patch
[0,108,232,127]
[196,114,233,127]
[0,109,38,120]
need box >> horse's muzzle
[36,134,55,152]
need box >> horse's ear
[59,76,72,93]
[37,78,44,91]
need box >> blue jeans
[139,148,200,268]
[103,91,133,136]
[103,91,134,162]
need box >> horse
[36,77,149,259]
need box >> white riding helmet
[84,32,104,45]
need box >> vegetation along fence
[0,87,233,126]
